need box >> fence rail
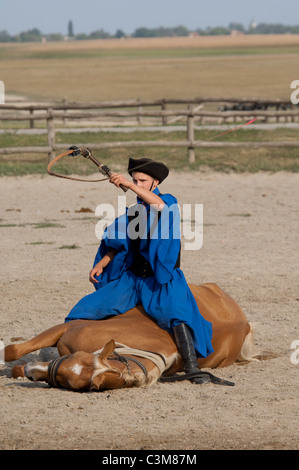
[1,96,296,109]
[1,97,299,163]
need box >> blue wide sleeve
[146,193,181,285]
[93,212,131,289]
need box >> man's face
[131,172,158,191]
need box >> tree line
[1,21,299,43]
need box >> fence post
[187,105,195,163]
[47,108,56,161]
[63,96,68,125]
[29,107,35,128]
[161,102,167,125]
[137,97,142,125]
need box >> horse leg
[4,323,69,361]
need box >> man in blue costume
[65,157,214,384]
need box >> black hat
[128,157,169,184]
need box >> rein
[112,352,148,378]
[93,343,168,382]
[159,370,235,387]
[47,350,234,388]
[94,343,167,375]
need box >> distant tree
[2,22,299,43]
[195,28,208,36]
[75,33,89,40]
[173,25,189,36]
[247,22,298,34]
[89,29,111,39]
[228,22,245,32]
[47,33,64,41]
[68,20,74,37]
[115,29,125,38]
[133,25,190,38]
[0,30,11,42]
[155,27,169,37]
[19,28,42,42]
[133,27,152,38]
[208,26,230,35]
[29,28,41,36]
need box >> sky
[0,0,298,36]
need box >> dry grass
[1,35,298,102]
[2,34,299,52]
[1,35,299,175]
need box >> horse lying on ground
[5,283,258,391]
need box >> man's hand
[89,264,103,284]
[109,173,132,189]
[89,249,117,284]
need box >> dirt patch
[0,170,298,450]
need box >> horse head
[11,339,161,391]
[12,340,130,391]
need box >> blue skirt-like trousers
[65,269,214,358]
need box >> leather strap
[159,370,235,386]
[47,148,166,185]
[47,149,111,182]
[47,355,71,388]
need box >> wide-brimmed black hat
[128,157,169,184]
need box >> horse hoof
[12,365,25,378]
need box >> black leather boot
[173,323,210,384]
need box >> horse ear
[91,340,116,390]
[98,339,115,361]
[90,373,105,390]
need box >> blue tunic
[65,188,214,358]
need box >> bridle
[46,347,167,389]
[47,355,71,388]
[91,344,167,385]
[110,351,149,378]
[47,336,235,388]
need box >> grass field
[0,127,299,175]
[1,35,299,101]
[1,35,299,173]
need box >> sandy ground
[0,169,298,451]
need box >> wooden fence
[1,97,299,163]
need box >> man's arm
[109,173,164,209]
[89,248,117,284]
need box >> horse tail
[236,322,261,363]
[237,322,278,363]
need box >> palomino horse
[5,283,257,391]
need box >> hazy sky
[1,0,298,35]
